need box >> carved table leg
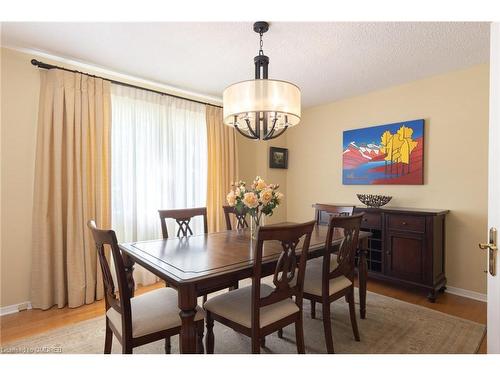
[358,238,368,319]
[178,284,198,354]
[122,253,136,297]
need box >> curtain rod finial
[31,59,54,70]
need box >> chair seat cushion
[106,287,204,338]
[288,255,339,288]
[203,284,299,329]
[303,257,352,297]
[307,254,338,271]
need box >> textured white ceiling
[1,22,490,107]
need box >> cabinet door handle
[402,221,407,225]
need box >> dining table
[119,223,371,354]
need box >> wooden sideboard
[320,206,449,302]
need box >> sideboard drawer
[387,214,425,233]
[360,212,381,228]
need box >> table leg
[358,238,368,319]
[178,284,198,354]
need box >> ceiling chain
[259,32,264,55]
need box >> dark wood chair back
[158,207,208,239]
[323,213,364,283]
[252,221,316,328]
[313,203,355,225]
[222,205,249,230]
[87,220,132,336]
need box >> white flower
[226,190,237,206]
[255,178,267,191]
[276,192,284,204]
[260,188,273,205]
[243,192,259,208]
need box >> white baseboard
[446,286,487,302]
[0,301,32,316]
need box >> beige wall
[286,64,489,294]
[236,134,288,224]
[1,47,40,307]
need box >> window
[110,85,207,284]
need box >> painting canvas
[269,147,288,169]
[342,119,424,185]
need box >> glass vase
[249,210,262,239]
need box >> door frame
[487,22,500,354]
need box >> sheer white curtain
[111,85,207,286]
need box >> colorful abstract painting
[342,119,424,185]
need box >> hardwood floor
[0,279,487,353]
[0,283,162,346]
[356,278,487,353]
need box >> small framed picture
[269,147,288,169]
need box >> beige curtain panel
[31,69,111,309]
[206,105,239,232]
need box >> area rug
[1,290,485,354]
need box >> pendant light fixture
[223,22,301,140]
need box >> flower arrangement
[226,176,284,236]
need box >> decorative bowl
[356,194,392,208]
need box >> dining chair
[222,205,250,291]
[302,214,363,353]
[158,207,233,301]
[313,203,355,225]
[87,220,205,354]
[203,220,316,354]
[309,203,355,318]
[158,207,208,239]
[223,205,249,230]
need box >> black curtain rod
[30,59,223,109]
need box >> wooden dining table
[119,223,371,354]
